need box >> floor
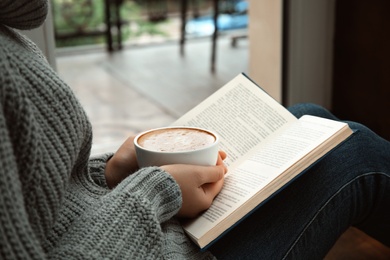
[56,36,390,259]
[57,36,249,155]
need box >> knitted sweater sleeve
[0,117,182,260]
[47,167,182,259]
[0,94,183,259]
[88,153,114,188]
[0,107,47,259]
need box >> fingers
[195,150,227,186]
[161,152,228,218]
[194,166,225,213]
[219,150,227,160]
[119,135,136,152]
[216,152,228,174]
[195,164,225,201]
[196,164,226,186]
[201,175,224,198]
[105,135,139,188]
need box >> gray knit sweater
[0,1,214,259]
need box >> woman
[1,0,389,259]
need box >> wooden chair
[180,0,220,73]
[104,0,124,52]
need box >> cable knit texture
[0,0,48,30]
[0,2,215,258]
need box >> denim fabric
[209,103,390,259]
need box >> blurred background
[23,1,390,258]
[43,0,250,154]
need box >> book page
[173,74,297,167]
[183,115,352,247]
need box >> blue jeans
[209,103,390,259]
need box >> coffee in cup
[134,126,219,167]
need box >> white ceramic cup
[134,126,220,167]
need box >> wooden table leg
[211,0,219,73]
[104,0,113,52]
[115,0,122,50]
[180,0,188,56]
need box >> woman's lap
[209,104,390,259]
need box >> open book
[172,73,353,249]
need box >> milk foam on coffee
[138,128,216,153]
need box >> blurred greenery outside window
[51,0,176,48]
[51,0,238,48]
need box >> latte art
[137,128,216,153]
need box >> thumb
[200,166,225,199]
[198,165,225,186]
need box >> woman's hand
[105,135,228,218]
[161,151,227,218]
[105,136,139,188]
